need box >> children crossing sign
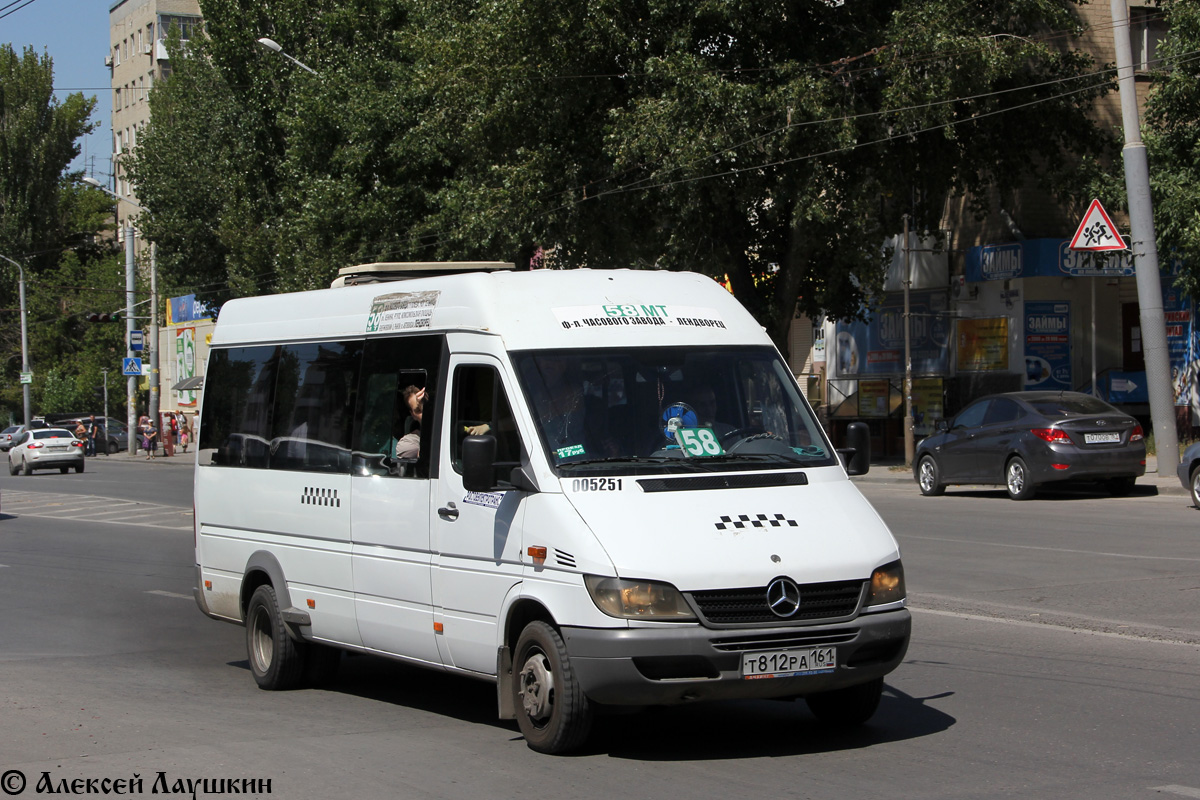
[1069,199,1127,251]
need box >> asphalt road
[0,456,1197,800]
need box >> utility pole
[149,242,160,439]
[0,254,32,425]
[125,226,138,455]
[1109,0,1178,467]
[101,368,109,425]
[903,216,915,467]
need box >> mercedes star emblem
[766,577,802,618]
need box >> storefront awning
[172,376,204,392]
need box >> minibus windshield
[512,346,837,475]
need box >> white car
[7,428,86,475]
[0,425,20,451]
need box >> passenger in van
[684,383,735,438]
[396,385,426,459]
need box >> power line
[0,0,40,22]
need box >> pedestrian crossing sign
[1069,199,1126,251]
[122,357,143,376]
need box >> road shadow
[232,654,955,759]
[937,483,1158,501]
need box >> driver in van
[396,386,426,459]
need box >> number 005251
[742,647,836,679]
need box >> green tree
[0,45,99,419]
[1142,0,1200,295]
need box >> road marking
[1,490,192,532]
[902,534,1200,563]
[146,590,191,600]
[913,607,1200,646]
[1152,787,1200,798]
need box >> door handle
[438,502,459,520]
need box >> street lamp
[256,37,318,74]
[0,253,32,426]
[83,176,158,456]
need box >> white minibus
[193,264,909,754]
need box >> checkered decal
[715,513,798,530]
[302,487,341,508]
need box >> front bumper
[561,608,910,706]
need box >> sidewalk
[855,453,1186,497]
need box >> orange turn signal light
[204,580,212,590]
[306,599,316,609]
[528,546,547,563]
[433,622,444,633]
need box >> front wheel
[245,584,306,690]
[916,455,945,496]
[1191,466,1200,510]
[1005,456,1036,500]
[805,677,884,727]
[511,620,592,754]
[8,457,17,476]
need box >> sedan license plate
[742,646,836,680]
[1084,432,1121,444]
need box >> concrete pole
[903,216,915,467]
[17,263,30,425]
[1110,0,1179,467]
[126,226,138,455]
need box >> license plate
[1084,432,1120,444]
[742,646,836,679]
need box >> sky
[2,0,115,180]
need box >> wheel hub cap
[518,654,553,721]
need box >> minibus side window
[198,345,278,468]
[269,341,362,473]
[451,365,521,482]
[351,335,443,478]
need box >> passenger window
[451,365,522,482]
[983,397,1020,426]
[269,341,362,473]
[352,335,443,478]
[199,345,279,468]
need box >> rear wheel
[1191,466,1200,509]
[916,455,945,496]
[22,458,31,476]
[805,678,884,727]
[1005,456,1036,500]
[107,440,118,455]
[60,466,68,474]
[245,584,306,690]
[75,460,85,474]
[511,620,593,754]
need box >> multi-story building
[106,0,202,235]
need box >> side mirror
[462,434,497,492]
[837,421,871,476]
[936,418,949,433]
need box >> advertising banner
[858,380,891,418]
[175,327,197,407]
[834,290,950,376]
[911,377,945,436]
[1024,302,1071,390]
[956,317,1009,371]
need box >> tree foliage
[0,44,115,422]
[132,0,1112,352]
[1142,0,1200,295]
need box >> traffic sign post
[130,330,144,352]
[1069,199,1126,252]
[19,371,32,384]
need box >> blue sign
[1024,302,1071,390]
[130,330,144,352]
[122,357,143,376]
[168,294,213,324]
[966,238,1136,282]
[834,290,950,376]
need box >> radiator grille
[689,580,865,625]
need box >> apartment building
[106,0,202,235]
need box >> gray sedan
[914,391,1145,500]
[1176,443,1200,508]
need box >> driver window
[451,365,522,481]
[952,400,990,430]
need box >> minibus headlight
[865,560,906,609]
[584,576,697,621]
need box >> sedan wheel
[22,457,32,476]
[1190,466,1200,510]
[1006,456,1036,500]
[917,455,945,496]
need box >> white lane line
[902,534,1200,563]
[913,608,1200,646]
[146,590,191,599]
[1151,786,1200,798]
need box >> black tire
[805,677,884,727]
[245,584,306,690]
[304,644,342,687]
[22,458,32,476]
[1191,466,1200,510]
[1106,476,1134,497]
[1005,456,1036,500]
[916,455,945,496]
[75,461,85,474]
[107,440,118,455]
[8,458,17,476]
[511,620,593,754]
[60,466,69,474]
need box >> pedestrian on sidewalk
[139,416,158,459]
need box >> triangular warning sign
[1069,199,1127,251]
